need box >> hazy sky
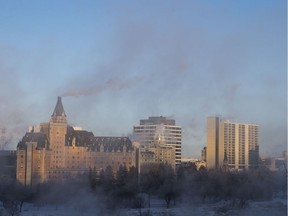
[0,0,286,158]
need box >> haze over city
[0,0,286,158]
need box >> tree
[159,178,176,208]
[116,164,128,186]
[160,164,176,208]
[103,165,114,192]
[133,194,147,216]
[0,180,33,216]
[15,184,34,212]
[88,166,98,191]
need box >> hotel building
[16,97,135,186]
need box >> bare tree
[133,194,147,216]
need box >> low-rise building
[139,144,175,174]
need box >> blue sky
[0,0,286,158]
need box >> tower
[49,96,67,169]
[206,116,259,170]
[206,117,224,169]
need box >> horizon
[0,0,286,158]
[3,95,285,159]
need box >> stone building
[16,97,135,186]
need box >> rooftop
[52,96,66,117]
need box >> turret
[49,97,67,169]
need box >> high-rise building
[133,116,182,165]
[206,116,259,170]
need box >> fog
[1,164,287,215]
[0,1,286,158]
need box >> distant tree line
[176,164,287,208]
[0,163,286,216]
[87,162,287,211]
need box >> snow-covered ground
[1,198,286,216]
[120,198,287,216]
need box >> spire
[52,96,66,117]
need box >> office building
[133,116,181,165]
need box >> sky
[0,0,286,158]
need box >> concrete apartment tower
[206,116,259,170]
[206,117,224,169]
[133,116,182,165]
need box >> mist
[0,1,286,158]
[0,164,286,216]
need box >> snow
[1,198,286,216]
